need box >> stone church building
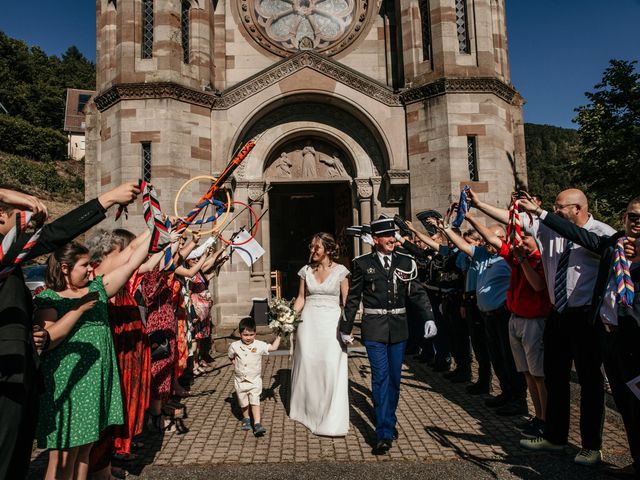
[85,0,526,324]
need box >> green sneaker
[574,449,602,466]
[519,436,565,452]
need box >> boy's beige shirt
[228,339,270,381]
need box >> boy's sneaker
[520,436,565,452]
[241,418,251,431]
[253,422,267,436]
[520,418,545,439]
[574,449,602,466]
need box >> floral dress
[141,264,176,401]
[35,276,124,448]
[189,272,212,341]
[108,270,151,455]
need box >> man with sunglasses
[469,188,615,467]
[516,196,640,479]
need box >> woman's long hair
[308,232,340,266]
[45,242,90,291]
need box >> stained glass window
[455,0,470,54]
[467,136,478,181]
[142,0,154,59]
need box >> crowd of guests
[0,183,225,480]
[398,188,639,478]
[0,182,638,480]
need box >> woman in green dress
[35,238,154,480]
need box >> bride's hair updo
[308,232,340,265]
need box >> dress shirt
[228,339,269,381]
[377,251,392,269]
[528,212,616,307]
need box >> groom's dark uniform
[341,218,433,447]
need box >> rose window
[238,0,372,57]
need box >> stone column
[370,176,383,218]
[356,178,373,254]
[248,182,268,294]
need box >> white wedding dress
[289,264,350,436]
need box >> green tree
[573,59,640,226]
[524,123,581,210]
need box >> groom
[341,216,437,454]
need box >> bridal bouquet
[267,297,301,337]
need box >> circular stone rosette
[237,0,373,57]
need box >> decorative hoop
[218,200,259,246]
[174,175,232,235]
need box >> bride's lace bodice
[298,264,350,301]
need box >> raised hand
[405,219,417,232]
[624,237,639,263]
[518,197,540,214]
[0,188,48,219]
[99,182,141,209]
[467,188,479,206]
[424,320,437,339]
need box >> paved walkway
[29,339,630,478]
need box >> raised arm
[441,225,473,257]
[515,198,609,255]
[468,188,509,225]
[173,251,208,278]
[268,335,282,352]
[102,235,152,297]
[406,220,442,251]
[464,213,502,250]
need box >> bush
[0,155,82,199]
[0,114,67,160]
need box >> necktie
[383,256,390,271]
[553,240,573,313]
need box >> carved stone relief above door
[265,138,354,180]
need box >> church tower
[86,0,526,324]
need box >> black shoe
[495,400,528,417]
[485,393,511,408]
[404,347,420,355]
[393,428,399,440]
[466,382,491,395]
[373,440,390,455]
[521,418,545,438]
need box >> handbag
[148,330,171,361]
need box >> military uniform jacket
[341,250,433,343]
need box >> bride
[289,232,350,436]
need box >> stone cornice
[400,77,520,105]
[94,82,217,112]
[93,64,521,113]
[214,51,401,109]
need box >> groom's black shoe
[393,428,399,440]
[373,440,391,455]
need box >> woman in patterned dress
[34,236,154,480]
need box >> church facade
[85,0,526,324]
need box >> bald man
[470,188,615,467]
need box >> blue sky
[0,0,638,128]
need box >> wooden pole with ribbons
[175,137,257,233]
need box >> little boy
[228,317,281,436]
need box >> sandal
[146,413,169,433]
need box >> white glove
[424,320,437,339]
[340,333,354,345]
[395,232,403,242]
